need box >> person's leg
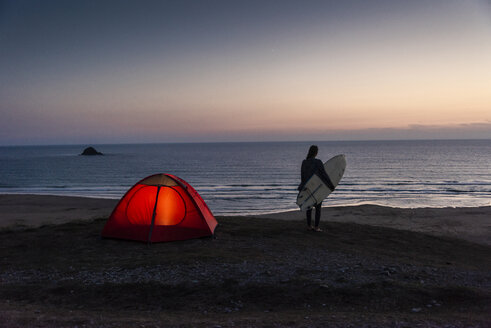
[314,203,322,230]
[306,208,312,228]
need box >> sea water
[0,140,490,215]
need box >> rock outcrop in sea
[80,147,103,156]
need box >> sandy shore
[0,194,118,228]
[255,206,491,246]
[1,194,489,245]
[1,194,490,327]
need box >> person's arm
[317,160,335,191]
[298,160,307,191]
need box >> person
[298,145,335,232]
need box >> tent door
[147,185,161,243]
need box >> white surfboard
[296,154,346,211]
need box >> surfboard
[296,154,346,211]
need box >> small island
[80,146,103,156]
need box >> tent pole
[147,185,161,244]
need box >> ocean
[1,140,490,215]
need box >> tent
[102,174,218,242]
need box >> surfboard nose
[336,154,347,166]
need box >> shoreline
[2,191,490,213]
[2,192,490,212]
[0,194,489,246]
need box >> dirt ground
[0,216,490,327]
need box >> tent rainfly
[102,174,218,242]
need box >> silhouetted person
[298,145,334,232]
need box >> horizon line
[1,137,490,148]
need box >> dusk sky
[1,0,490,145]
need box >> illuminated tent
[102,174,218,242]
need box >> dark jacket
[298,158,335,191]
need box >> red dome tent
[102,174,218,243]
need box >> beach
[0,194,490,327]
[1,194,489,245]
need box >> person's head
[306,145,318,159]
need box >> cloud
[321,121,491,141]
[240,121,491,142]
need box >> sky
[1,0,490,145]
